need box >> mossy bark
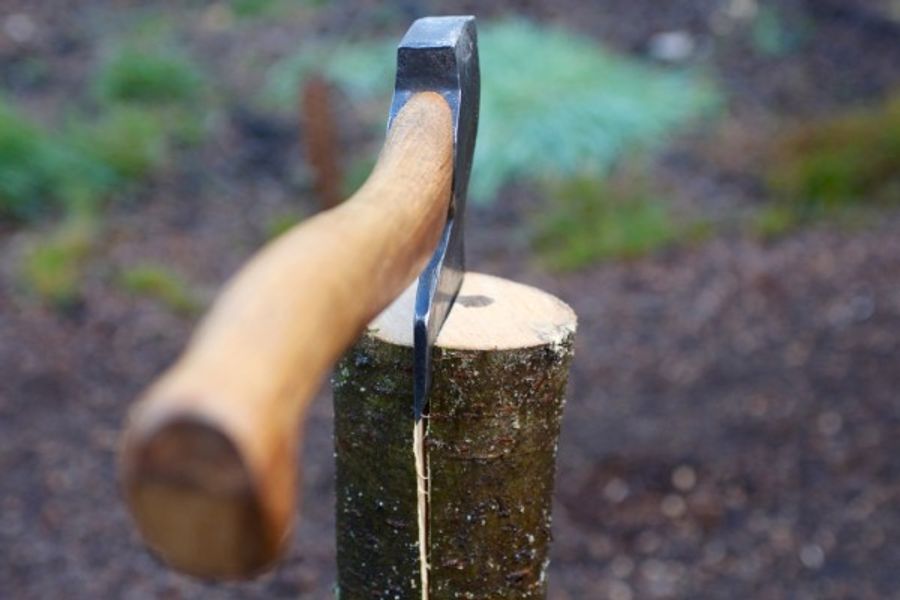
[333,328,574,599]
[333,336,420,599]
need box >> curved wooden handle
[120,92,453,579]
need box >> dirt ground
[2,1,900,599]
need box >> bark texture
[333,276,575,599]
[333,337,420,599]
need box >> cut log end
[121,415,285,579]
[370,272,577,350]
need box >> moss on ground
[94,48,204,106]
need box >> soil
[2,1,900,599]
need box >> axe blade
[388,16,480,421]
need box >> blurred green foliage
[0,102,64,220]
[265,37,395,105]
[70,107,169,181]
[93,44,213,146]
[750,5,809,57]
[769,96,900,207]
[475,21,719,200]
[19,213,97,306]
[755,93,900,237]
[95,49,203,106]
[230,0,281,18]
[118,263,200,315]
[0,42,208,225]
[0,100,114,221]
[751,202,798,239]
[229,0,327,20]
[533,175,684,270]
[3,40,211,309]
[0,98,181,222]
[264,19,721,202]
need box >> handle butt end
[121,413,289,579]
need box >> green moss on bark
[333,337,420,599]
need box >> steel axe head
[387,16,480,420]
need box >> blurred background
[2,1,899,598]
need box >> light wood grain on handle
[120,92,454,579]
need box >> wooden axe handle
[120,92,453,579]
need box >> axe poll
[119,16,479,579]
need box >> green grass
[0,97,180,223]
[0,102,62,220]
[19,214,97,306]
[230,0,325,19]
[6,35,212,308]
[751,200,885,240]
[69,107,169,181]
[0,40,210,223]
[0,99,115,221]
[95,48,203,106]
[756,92,900,237]
[769,95,900,208]
[264,19,721,203]
[230,0,280,18]
[533,175,684,270]
[118,263,201,315]
[92,44,212,149]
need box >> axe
[120,16,479,578]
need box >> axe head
[387,16,480,420]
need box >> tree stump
[333,272,576,599]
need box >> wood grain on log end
[371,272,577,351]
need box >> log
[333,272,577,599]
